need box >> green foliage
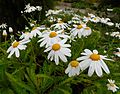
[0,5,120,94]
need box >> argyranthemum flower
[70,24,86,38]
[51,19,69,30]
[44,39,71,65]
[20,32,33,40]
[31,26,42,37]
[114,48,120,57]
[77,49,112,77]
[0,23,7,29]
[90,17,100,23]
[107,79,119,92]
[81,27,92,37]
[7,40,30,58]
[65,60,81,77]
[2,30,7,36]
[38,30,69,48]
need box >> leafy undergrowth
[0,7,120,94]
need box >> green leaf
[58,88,71,94]
[5,72,35,93]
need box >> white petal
[18,45,26,50]
[93,50,98,54]
[40,39,47,47]
[88,62,95,77]
[44,47,51,52]
[65,65,71,74]
[100,59,110,74]
[57,51,67,62]
[15,48,20,57]
[95,62,102,77]
[7,49,15,58]
[54,54,59,65]
[7,46,13,53]
[60,39,67,44]
[77,56,89,61]
[48,50,53,60]
[60,48,71,57]
[80,59,91,70]
[84,49,92,55]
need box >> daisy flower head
[7,39,30,58]
[65,60,81,77]
[114,48,120,57]
[51,18,69,30]
[0,23,7,29]
[45,9,62,17]
[20,32,33,40]
[70,24,86,38]
[44,39,71,65]
[30,26,42,37]
[68,15,82,24]
[90,17,100,23]
[100,18,111,24]
[9,27,13,32]
[77,49,112,77]
[81,27,92,37]
[2,30,7,36]
[107,79,119,92]
[38,30,69,48]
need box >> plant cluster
[0,7,120,94]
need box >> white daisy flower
[7,40,30,58]
[100,18,111,24]
[81,27,92,37]
[31,26,42,37]
[44,39,71,65]
[24,3,36,13]
[2,30,7,36]
[36,6,42,11]
[0,23,7,29]
[107,79,119,92]
[114,48,120,57]
[51,19,69,30]
[77,49,112,77]
[115,23,120,29]
[70,24,86,38]
[107,8,113,12]
[9,27,13,32]
[20,32,33,40]
[38,30,69,48]
[46,9,62,16]
[90,17,100,23]
[65,60,81,77]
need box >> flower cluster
[6,8,120,93]
[22,3,42,13]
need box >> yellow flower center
[58,20,63,24]
[70,60,79,67]
[110,83,115,87]
[85,27,90,30]
[25,32,29,34]
[52,43,61,51]
[77,25,83,29]
[49,32,57,38]
[32,27,37,30]
[94,18,97,20]
[12,41,19,48]
[90,54,100,61]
